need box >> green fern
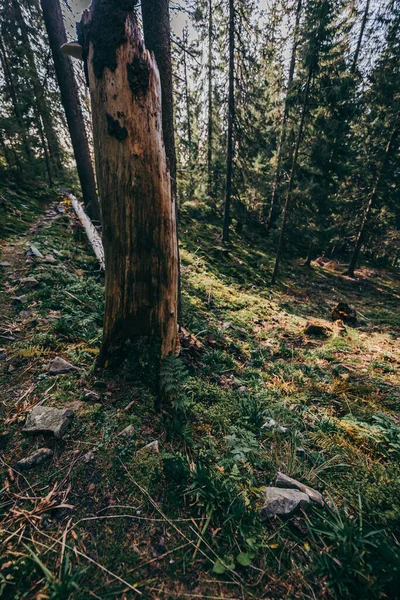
[12,344,49,359]
[160,355,189,396]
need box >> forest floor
[0,185,400,599]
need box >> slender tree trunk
[183,30,194,198]
[222,0,235,243]
[12,0,63,177]
[207,0,214,199]
[0,129,15,173]
[183,31,192,161]
[0,35,33,162]
[271,64,313,285]
[141,0,182,328]
[351,0,370,74]
[141,0,177,200]
[39,0,100,222]
[36,107,53,186]
[79,1,178,370]
[266,0,302,232]
[346,126,397,277]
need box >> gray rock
[23,406,74,439]
[119,424,135,438]
[19,277,39,289]
[275,472,324,506]
[0,261,11,267]
[26,245,44,258]
[19,310,33,320]
[15,448,53,471]
[48,357,79,375]
[139,440,159,454]
[84,389,100,402]
[82,451,95,463]
[261,487,310,520]
[12,295,28,304]
[43,255,57,264]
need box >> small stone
[12,295,28,304]
[82,451,95,463]
[119,424,135,438]
[57,205,65,214]
[26,245,44,258]
[84,389,100,402]
[261,487,310,520]
[19,310,33,320]
[0,261,11,267]
[48,357,79,375]
[43,255,57,264]
[15,448,53,471]
[238,386,248,394]
[275,472,324,506]
[138,440,159,454]
[8,364,16,373]
[19,277,39,289]
[23,406,74,439]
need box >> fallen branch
[65,192,105,270]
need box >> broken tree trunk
[67,192,105,270]
[79,1,178,369]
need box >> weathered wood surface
[80,2,179,365]
[68,192,105,270]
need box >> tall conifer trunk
[141,0,177,201]
[0,35,33,162]
[207,0,214,199]
[141,0,182,327]
[347,126,397,277]
[271,64,312,285]
[266,0,302,232]
[40,0,100,222]
[351,0,370,73]
[222,0,235,243]
[12,0,63,177]
[79,0,178,369]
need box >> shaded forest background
[0,0,399,274]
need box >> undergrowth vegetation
[0,192,399,598]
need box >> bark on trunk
[141,0,182,328]
[80,2,178,369]
[222,0,235,243]
[40,0,101,223]
[271,64,312,285]
[266,0,302,232]
[141,0,177,200]
[346,125,397,277]
[207,0,213,200]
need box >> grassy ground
[0,189,399,599]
